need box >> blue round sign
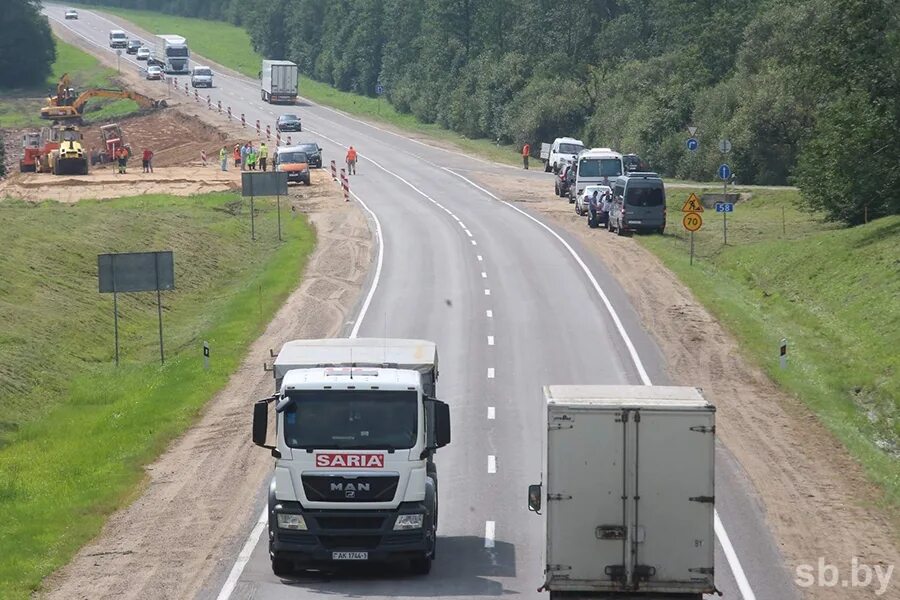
[686,138,699,152]
[375,84,385,95]
[718,163,731,180]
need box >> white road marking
[487,368,495,379]
[484,521,496,548]
[484,289,491,296]
[471,240,477,246]
[486,310,493,318]
[458,221,466,228]
[487,335,494,345]
[452,215,461,222]
[214,509,266,600]
[487,406,495,419]
[442,167,757,600]
[347,188,384,338]
[481,272,487,279]
[477,255,483,261]
[487,455,497,474]
[465,229,473,237]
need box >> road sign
[682,212,703,232]
[686,138,699,152]
[718,164,731,180]
[682,193,704,213]
[688,126,698,136]
[375,84,385,95]
[715,202,734,213]
[718,139,732,153]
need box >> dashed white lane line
[458,221,466,228]
[477,255,483,261]
[465,229,473,237]
[487,335,494,346]
[484,289,491,296]
[487,455,497,474]
[484,521,496,548]
[471,240,478,246]
[486,310,493,318]
[487,368,495,379]
[487,406,495,419]
[481,272,487,279]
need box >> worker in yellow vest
[259,142,269,172]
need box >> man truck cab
[252,338,451,576]
[608,172,667,235]
[573,148,624,202]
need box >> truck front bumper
[269,501,431,566]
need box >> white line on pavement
[465,229,473,237]
[477,255,483,261]
[215,509,266,600]
[484,521,496,548]
[481,272,487,279]
[487,368,495,379]
[484,289,491,296]
[487,406,495,419]
[471,240,477,246]
[486,310,493,318]
[487,336,494,346]
[441,167,757,600]
[487,455,497,474]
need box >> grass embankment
[642,188,899,507]
[0,36,137,129]
[88,5,524,166]
[0,193,314,598]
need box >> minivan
[607,172,666,235]
[109,30,128,49]
[275,146,310,185]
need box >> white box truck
[528,385,717,599]
[152,34,189,74]
[252,338,451,576]
[261,60,299,104]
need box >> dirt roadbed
[474,172,899,600]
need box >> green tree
[0,0,56,88]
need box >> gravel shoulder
[473,171,899,599]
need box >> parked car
[146,65,163,80]
[294,142,323,168]
[555,163,574,197]
[276,113,302,133]
[575,184,611,217]
[607,172,666,235]
[136,47,151,61]
[274,146,311,185]
[64,9,79,20]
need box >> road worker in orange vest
[346,146,358,175]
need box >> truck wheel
[271,554,292,577]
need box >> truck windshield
[167,48,189,57]
[579,158,622,178]
[277,152,308,164]
[625,185,664,207]
[558,143,583,154]
[282,390,418,450]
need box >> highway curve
[44,6,798,600]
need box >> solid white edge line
[487,406,495,419]
[442,167,757,599]
[348,189,384,339]
[214,508,266,600]
[487,455,497,474]
[487,368,495,378]
[484,521,496,548]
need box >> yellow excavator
[41,74,167,122]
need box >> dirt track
[475,172,900,600]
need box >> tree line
[53,0,900,223]
[0,0,56,89]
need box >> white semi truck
[152,34,190,74]
[529,385,718,599]
[261,60,299,104]
[252,338,451,575]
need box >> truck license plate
[332,552,368,560]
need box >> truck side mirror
[528,484,542,513]
[252,400,269,447]
[435,400,451,448]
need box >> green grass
[0,36,135,128]
[641,189,899,508]
[87,5,525,167]
[0,193,314,598]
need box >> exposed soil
[473,171,900,600]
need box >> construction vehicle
[99,123,131,163]
[19,132,43,172]
[31,126,89,175]
[41,86,166,123]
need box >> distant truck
[152,34,189,74]
[529,385,717,599]
[261,60,299,104]
[252,338,451,575]
[108,30,128,49]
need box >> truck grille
[302,475,399,503]
[314,516,385,530]
[319,535,382,550]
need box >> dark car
[555,163,574,197]
[294,142,323,168]
[126,39,142,55]
[276,113,302,133]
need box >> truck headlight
[276,513,308,530]
[393,514,424,530]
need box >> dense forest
[1,0,56,88]
[54,0,900,222]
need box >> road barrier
[207,95,212,110]
[227,106,232,121]
[265,125,271,141]
[276,133,281,147]
[200,149,207,166]
[256,120,261,136]
[331,160,337,180]
[241,113,246,128]
[194,88,199,102]
[184,82,189,95]
[217,100,222,114]
[340,169,350,202]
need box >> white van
[546,137,585,173]
[191,66,214,88]
[573,148,624,200]
[108,30,128,49]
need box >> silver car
[575,184,611,216]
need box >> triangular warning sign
[688,126,698,136]
[682,193,704,212]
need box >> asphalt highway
[45,6,799,600]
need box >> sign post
[203,341,210,370]
[715,201,734,245]
[241,172,289,241]
[116,49,122,74]
[681,193,704,265]
[779,338,787,369]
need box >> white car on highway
[136,47,151,61]
[64,9,78,20]
[145,65,163,80]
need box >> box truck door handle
[548,493,572,501]
[689,495,715,503]
[689,567,715,575]
[690,425,716,433]
[595,525,625,540]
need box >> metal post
[112,253,120,366]
[690,231,695,266]
[203,341,210,370]
[155,253,165,365]
[276,192,282,241]
[779,338,787,369]
[723,211,728,246]
[248,175,256,241]
[782,206,786,237]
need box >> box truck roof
[544,384,711,410]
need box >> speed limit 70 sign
[683,212,703,232]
